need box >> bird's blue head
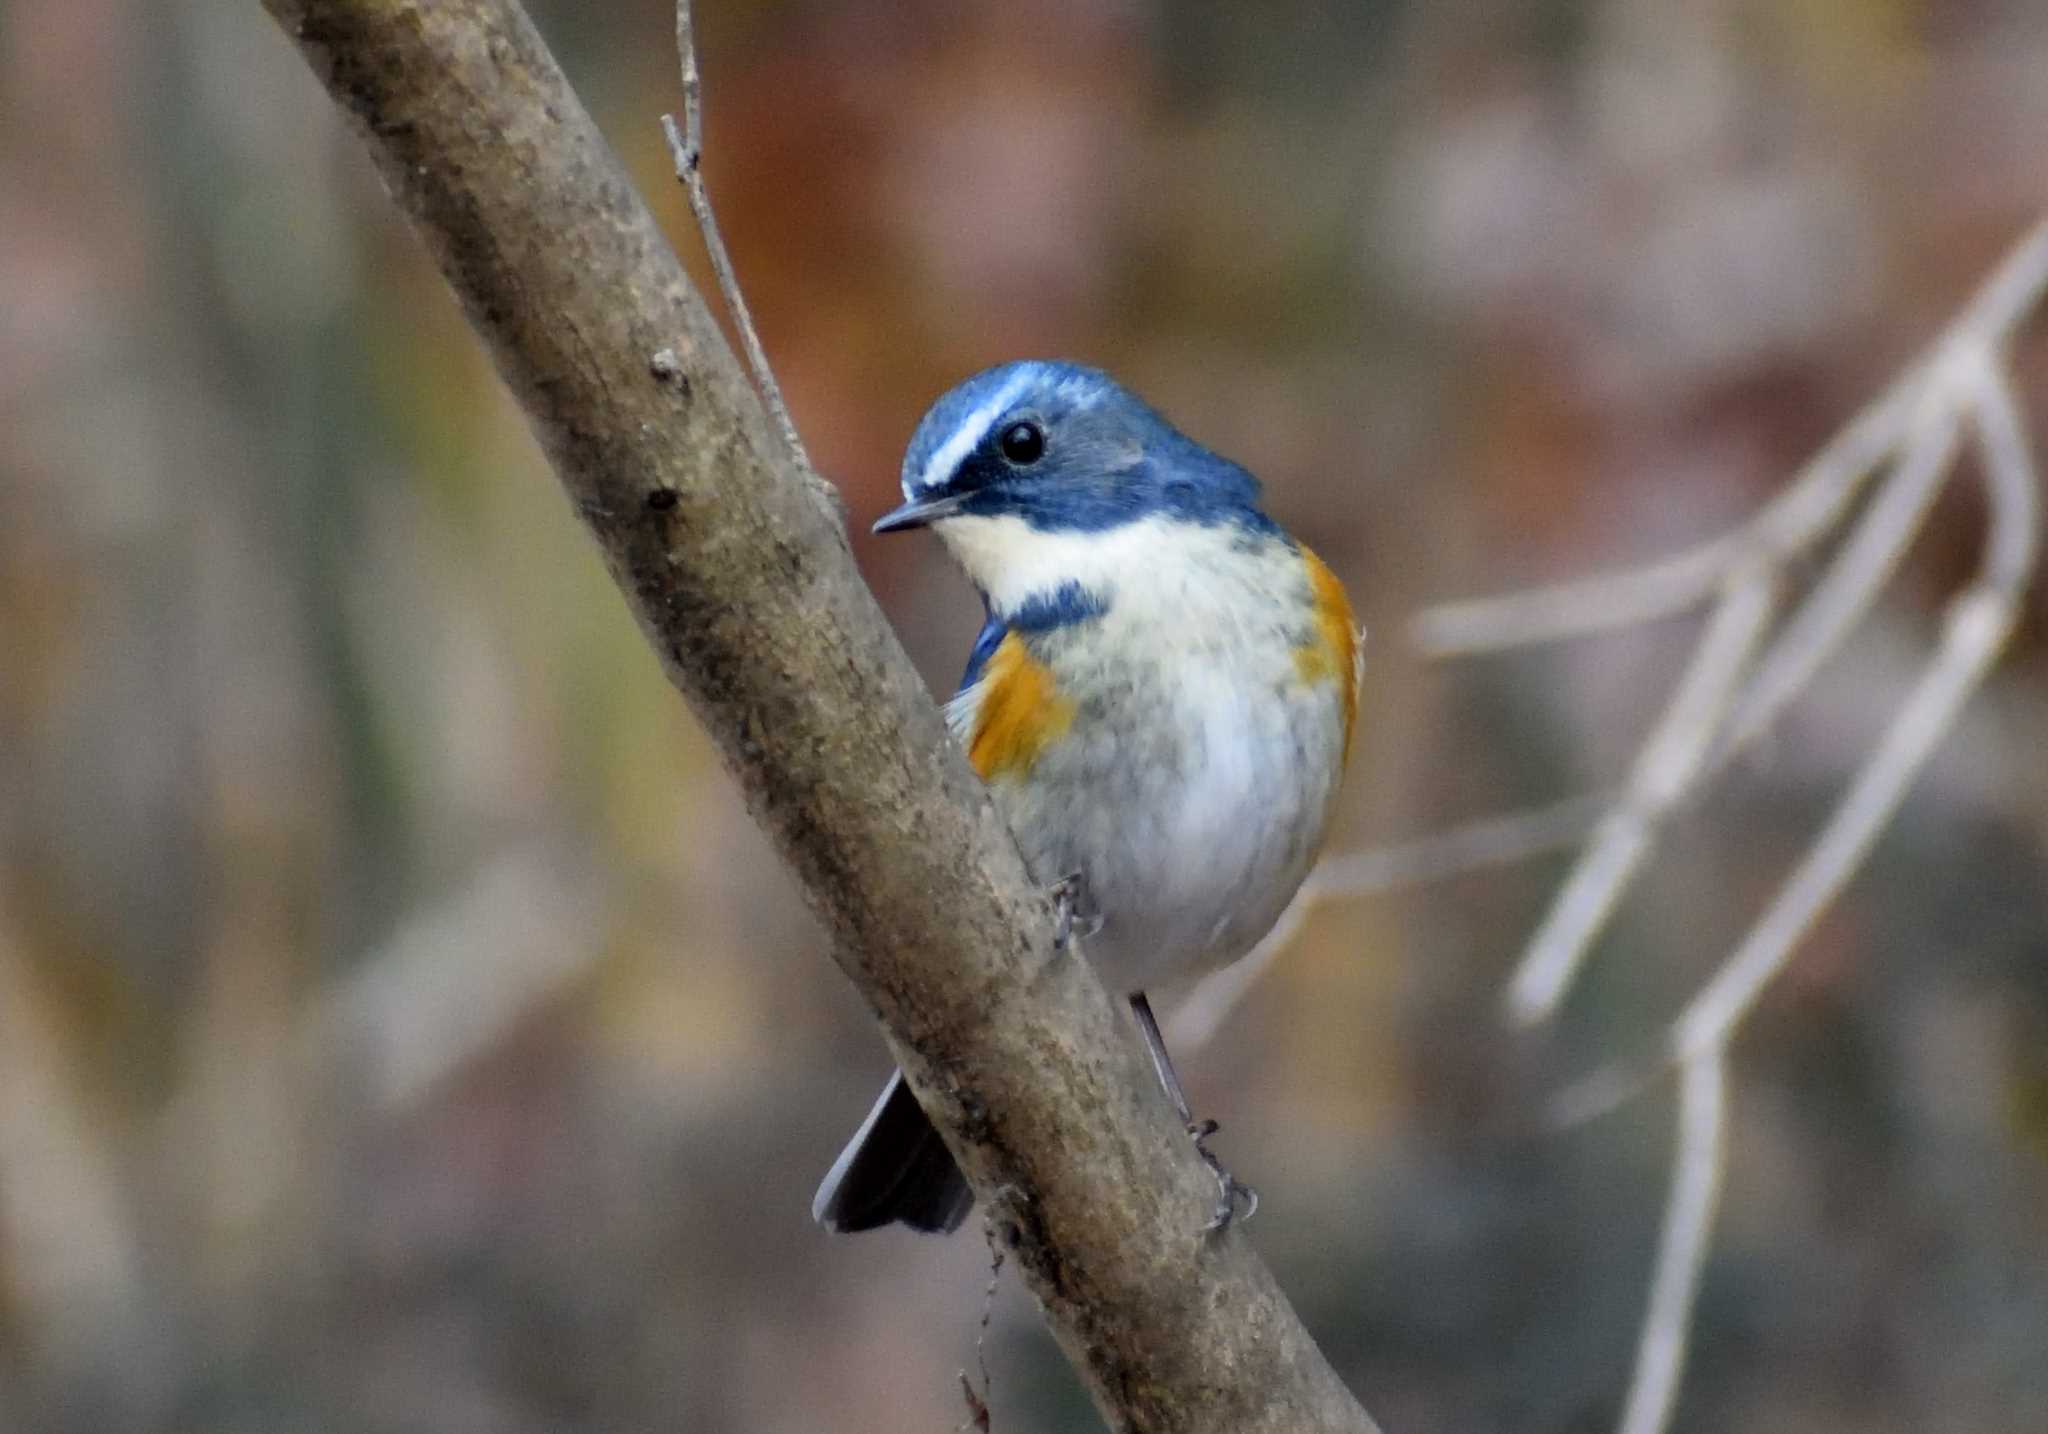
[874,362,1277,613]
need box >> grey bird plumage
[815,362,1360,1235]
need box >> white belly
[942,515,1356,994]
[988,642,1347,994]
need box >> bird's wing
[944,610,1008,746]
[945,612,1078,781]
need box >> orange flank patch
[1294,546,1360,759]
[968,632,1077,780]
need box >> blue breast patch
[958,581,1110,692]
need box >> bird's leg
[1047,872,1102,950]
[1128,992,1257,1232]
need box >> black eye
[998,420,1046,465]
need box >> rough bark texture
[257,2,1381,1429]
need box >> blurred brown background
[4,0,2048,1430]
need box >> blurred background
[4,0,2048,1429]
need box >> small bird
[814,361,1361,1235]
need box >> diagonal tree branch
[256,2,1379,1430]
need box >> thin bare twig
[1960,350,2044,596]
[1168,794,1604,1050]
[663,0,814,475]
[1716,389,1962,761]
[1504,569,1778,1024]
[1544,360,2038,1132]
[311,847,606,1111]
[1410,217,2048,659]
[1387,218,2047,1434]
[1950,218,2048,355]
[1670,358,2038,1066]
[957,1227,1007,1433]
[1502,384,1964,1030]
[1615,1051,1727,1434]
[1675,600,2008,1047]
[1310,792,1610,898]
[1409,392,1909,655]
[1421,219,2048,1058]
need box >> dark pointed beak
[871,491,968,534]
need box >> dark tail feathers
[812,1069,973,1234]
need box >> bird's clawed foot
[1048,872,1103,950]
[1190,1118,1258,1233]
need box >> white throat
[936,513,1288,627]
[936,514,1130,615]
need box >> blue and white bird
[814,360,1362,1235]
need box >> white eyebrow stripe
[911,369,1037,496]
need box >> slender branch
[662,1,813,476]
[1672,395,2034,1066]
[1672,673,1978,1045]
[1949,218,2048,355]
[1409,216,2048,659]
[1389,218,2045,1434]
[1309,792,1609,898]
[1615,1051,1727,1434]
[1421,219,2048,1051]
[1540,335,2039,1179]
[1959,352,2043,596]
[311,846,606,1111]
[1491,367,1974,1038]
[257,2,1378,1429]
[1715,395,1961,760]
[1169,794,1604,1050]
[1503,570,1778,1024]
[1408,394,1907,655]
[1542,349,2038,1127]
